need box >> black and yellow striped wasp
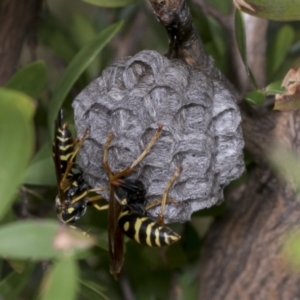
[115,171,182,247]
[102,127,182,278]
[52,110,107,224]
[53,111,181,278]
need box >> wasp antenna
[59,109,64,119]
[58,109,64,126]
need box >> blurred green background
[1,0,300,299]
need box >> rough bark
[198,109,300,299]
[0,0,39,85]
[198,165,300,299]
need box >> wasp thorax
[114,179,146,205]
[73,50,245,223]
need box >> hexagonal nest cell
[73,50,245,223]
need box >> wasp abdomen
[118,211,180,247]
[54,126,74,170]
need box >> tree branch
[149,0,210,69]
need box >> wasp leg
[59,178,73,190]
[130,124,163,169]
[69,186,107,206]
[102,131,116,179]
[87,194,109,211]
[102,132,140,186]
[60,128,89,189]
[154,166,182,226]
[103,124,163,183]
[145,197,179,211]
[158,166,182,225]
[88,187,108,193]
[92,203,109,210]
[68,128,89,163]
[72,137,80,146]
[102,131,133,182]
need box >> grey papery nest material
[73,50,245,223]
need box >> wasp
[115,171,182,247]
[53,110,107,224]
[101,127,181,278]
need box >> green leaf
[39,16,77,64]
[23,157,56,186]
[23,142,56,186]
[267,25,295,77]
[0,264,34,300]
[266,81,285,96]
[207,16,226,59]
[79,280,109,300]
[29,141,52,165]
[0,220,60,259]
[83,0,137,8]
[0,89,35,220]
[48,20,123,138]
[41,257,79,300]
[6,259,28,274]
[244,90,265,106]
[206,0,231,14]
[0,220,95,259]
[69,14,100,79]
[235,10,246,65]
[69,14,96,50]
[234,10,258,89]
[235,0,300,21]
[6,61,47,98]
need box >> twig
[149,0,210,69]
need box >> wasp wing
[108,186,124,279]
[53,110,68,204]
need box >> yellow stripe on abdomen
[134,217,148,244]
[145,222,155,246]
[118,212,181,247]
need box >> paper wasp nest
[73,50,245,223]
